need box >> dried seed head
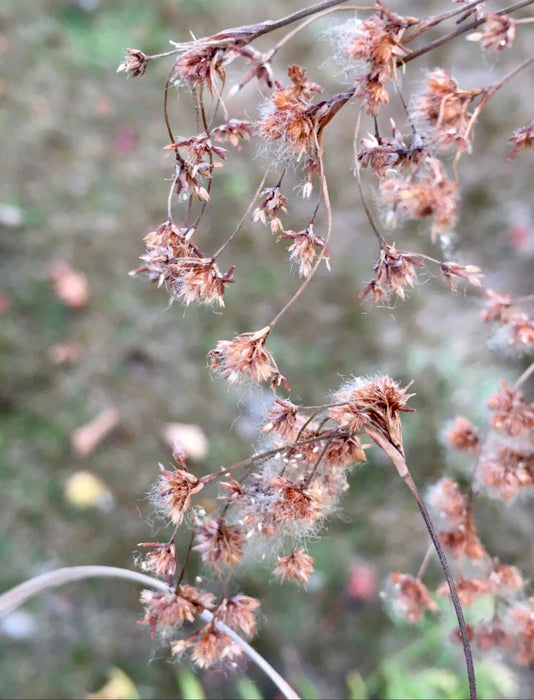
[278,224,330,278]
[467,13,516,52]
[193,516,246,569]
[380,158,459,236]
[273,548,314,583]
[258,65,322,158]
[443,417,480,452]
[208,327,288,390]
[139,584,215,633]
[215,595,260,637]
[508,122,534,161]
[189,623,244,668]
[137,542,177,578]
[476,446,534,501]
[389,573,439,623]
[158,465,205,526]
[487,381,534,436]
[360,244,424,302]
[117,48,149,77]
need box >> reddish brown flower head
[194,516,245,569]
[166,257,233,307]
[174,45,227,90]
[209,327,289,390]
[268,476,322,524]
[437,576,492,606]
[158,465,205,525]
[487,381,534,436]
[273,548,314,583]
[215,594,260,637]
[481,289,513,324]
[504,599,534,664]
[443,417,480,452]
[278,224,330,278]
[139,585,215,634]
[508,313,534,347]
[380,159,459,235]
[138,542,177,578]
[476,446,534,501]
[473,618,513,652]
[508,122,534,161]
[347,10,416,115]
[258,65,322,158]
[426,479,469,528]
[189,623,243,668]
[360,244,424,302]
[439,522,487,561]
[413,69,480,151]
[332,376,415,449]
[389,573,439,623]
[440,262,483,291]
[467,13,516,52]
[253,185,289,233]
[262,399,302,440]
[212,119,254,150]
[488,564,524,595]
[324,433,368,467]
[117,48,149,77]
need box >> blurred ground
[1,1,534,698]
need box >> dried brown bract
[212,119,254,149]
[262,398,302,440]
[332,376,415,450]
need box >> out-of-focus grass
[1,1,534,698]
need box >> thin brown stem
[402,0,534,65]
[212,170,270,260]
[403,471,477,700]
[353,110,387,247]
[268,136,332,330]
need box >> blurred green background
[1,0,534,698]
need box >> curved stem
[363,425,476,700]
[513,360,534,391]
[212,170,269,260]
[0,566,301,700]
[403,471,477,700]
